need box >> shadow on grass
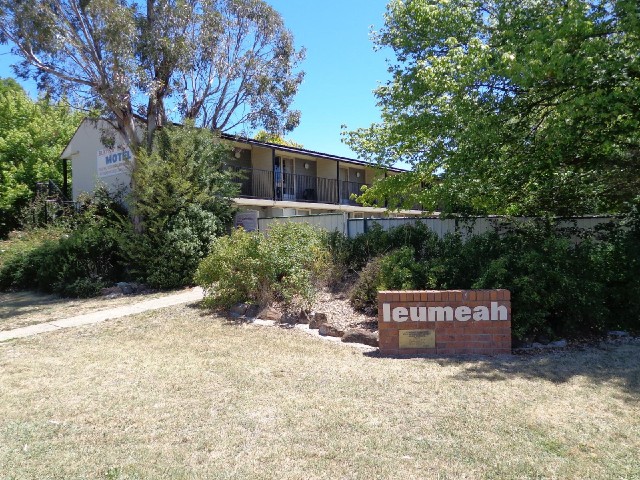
[368,342,640,401]
[0,291,64,320]
[189,301,639,400]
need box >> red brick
[472,333,493,342]
[414,347,436,354]
[379,339,399,351]
[378,320,398,331]
[397,321,422,330]
[436,348,454,355]
[380,348,398,356]
[437,333,458,342]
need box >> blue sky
[0,0,392,160]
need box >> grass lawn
[0,290,183,332]
[0,303,638,480]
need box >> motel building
[59,118,423,222]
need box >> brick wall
[378,290,511,356]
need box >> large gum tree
[0,0,305,153]
[345,0,640,216]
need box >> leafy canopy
[254,129,303,148]
[344,0,640,215]
[124,121,238,288]
[0,0,305,151]
[0,79,82,236]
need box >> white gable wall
[61,119,133,202]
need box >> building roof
[221,133,407,173]
[60,118,407,173]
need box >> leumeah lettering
[382,302,508,323]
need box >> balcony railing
[226,164,369,206]
[340,180,368,206]
[227,165,274,199]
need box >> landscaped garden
[1,0,639,476]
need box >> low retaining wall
[378,290,511,356]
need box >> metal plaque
[399,329,436,349]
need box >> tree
[0,0,305,153]
[344,0,640,216]
[125,121,238,288]
[0,79,82,236]
[254,129,303,148]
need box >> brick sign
[378,290,511,356]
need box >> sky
[0,0,393,160]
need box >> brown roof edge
[59,117,409,173]
[220,132,408,173]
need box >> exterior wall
[347,166,364,183]
[63,119,132,202]
[378,290,512,356]
[365,167,383,185]
[251,146,273,171]
[61,119,414,217]
[317,158,337,180]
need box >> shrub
[196,222,329,311]
[126,204,225,289]
[0,220,125,297]
[124,122,237,289]
[349,247,425,315]
[348,256,383,315]
[343,217,640,340]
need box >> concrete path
[0,287,204,343]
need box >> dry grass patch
[0,290,181,332]
[0,304,639,479]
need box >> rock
[608,331,629,338]
[528,339,567,349]
[115,282,146,295]
[341,329,378,347]
[116,282,134,295]
[244,304,261,319]
[534,334,551,345]
[281,313,299,325]
[101,286,121,297]
[229,303,249,317]
[297,310,310,325]
[257,306,282,322]
[319,324,344,338]
[309,312,328,329]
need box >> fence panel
[255,214,619,239]
[258,213,347,234]
[346,216,619,239]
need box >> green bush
[341,216,640,340]
[0,221,125,297]
[196,222,329,311]
[471,224,604,339]
[124,122,237,289]
[126,204,225,289]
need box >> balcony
[227,165,368,206]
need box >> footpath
[0,287,204,343]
